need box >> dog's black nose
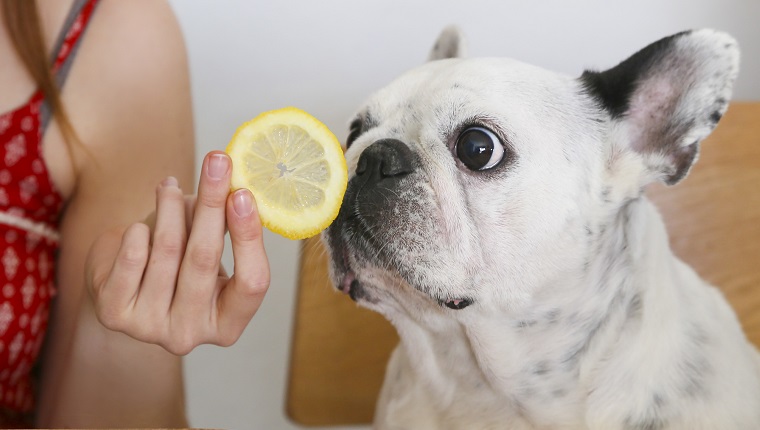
[356,139,415,184]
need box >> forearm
[36,284,187,428]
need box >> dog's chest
[397,318,601,428]
[388,338,588,430]
[463,326,595,427]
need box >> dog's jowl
[324,27,760,429]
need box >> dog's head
[324,27,739,325]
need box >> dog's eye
[346,118,363,149]
[455,126,504,171]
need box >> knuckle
[95,305,126,332]
[241,277,270,299]
[136,328,161,346]
[118,236,148,270]
[216,330,242,348]
[88,269,110,296]
[158,182,184,199]
[165,333,197,356]
[246,277,270,296]
[96,306,172,346]
[187,246,221,273]
[198,190,226,210]
[164,343,190,356]
[117,250,146,272]
[153,231,186,259]
[232,222,263,243]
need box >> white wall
[168,1,759,429]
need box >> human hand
[85,151,271,355]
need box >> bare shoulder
[83,0,188,87]
[49,0,195,198]
[88,0,186,59]
[71,0,191,148]
[44,0,195,265]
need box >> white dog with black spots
[325,27,760,429]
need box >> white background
[168,1,759,429]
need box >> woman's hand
[85,151,271,355]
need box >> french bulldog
[324,27,760,429]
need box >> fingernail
[233,189,253,217]
[161,176,179,188]
[208,154,229,180]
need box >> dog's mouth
[338,247,354,294]
[442,298,472,310]
[337,248,358,297]
[335,239,472,310]
[335,245,375,303]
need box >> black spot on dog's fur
[627,293,643,319]
[689,324,710,345]
[686,364,710,395]
[564,205,638,370]
[532,361,551,376]
[551,388,567,398]
[601,186,612,203]
[678,335,711,398]
[518,385,536,399]
[624,418,665,430]
[653,393,666,409]
[681,375,704,397]
[561,315,608,369]
[597,223,608,239]
[624,393,668,430]
[583,259,591,273]
[709,110,723,124]
[516,319,538,329]
[545,308,561,324]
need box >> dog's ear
[581,29,739,185]
[428,25,466,61]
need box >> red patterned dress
[0,0,99,425]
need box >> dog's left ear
[581,29,740,185]
[428,25,466,61]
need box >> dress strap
[40,0,101,133]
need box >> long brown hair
[2,0,80,151]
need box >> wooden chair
[286,102,760,426]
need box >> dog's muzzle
[328,139,473,310]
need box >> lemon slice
[226,107,348,240]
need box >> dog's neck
[392,196,698,424]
